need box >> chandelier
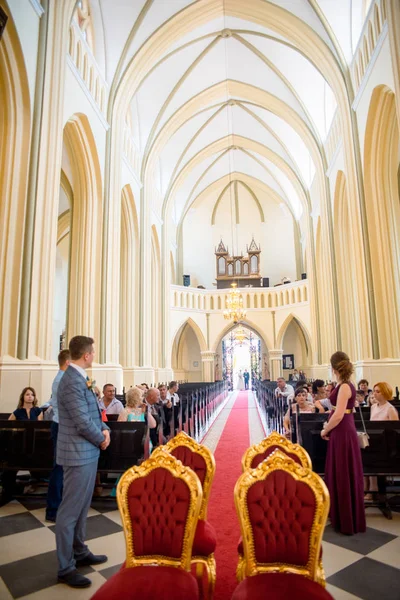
[235,325,246,345]
[224,282,246,323]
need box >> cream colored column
[201,351,216,382]
[269,350,283,380]
[19,0,76,360]
[386,0,400,128]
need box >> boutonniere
[86,377,96,392]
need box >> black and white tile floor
[1,496,399,598]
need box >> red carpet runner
[208,392,250,600]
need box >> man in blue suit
[56,336,110,588]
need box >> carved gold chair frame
[162,431,217,599]
[116,448,202,571]
[241,431,312,471]
[235,450,329,587]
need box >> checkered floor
[1,394,399,599]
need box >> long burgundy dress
[324,383,366,535]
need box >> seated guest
[325,381,336,397]
[370,382,399,421]
[274,377,294,404]
[283,388,318,435]
[145,387,164,447]
[9,387,43,421]
[159,384,173,437]
[98,384,123,415]
[141,383,149,391]
[365,382,399,501]
[355,389,365,408]
[313,379,333,411]
[118,387,157,429]
[2,388,43,503]
[291,369,300,381]
[358,379,373,405]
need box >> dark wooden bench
[295,413,400,518]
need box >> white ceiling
[88,0,371,227]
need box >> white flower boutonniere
[86,377,96,392]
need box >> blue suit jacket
[57,365,109,466]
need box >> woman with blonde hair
[118,387,156,428]
[321,351,366,534]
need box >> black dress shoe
[58,570,92,588]
[45,514,56,523]
[76,552,108,567]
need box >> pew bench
[295,413,400,519]
[0,420,147,503]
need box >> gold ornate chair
[91,448,203,600]
[232,450,332,600]
[241,431,312,471]
[162,431,217,599]
[237,433,314,580]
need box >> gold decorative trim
[234,450,329,582]
[163,431,216,521]
[242,431,312,471]
[117,446,203,571]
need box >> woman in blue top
[9,387,43,421]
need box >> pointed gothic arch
[276,313,312,360]
[0,5,31,356]
[63,113,103,342]
[120,184,139,368]
[364,85,400,358]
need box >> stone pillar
[269,350,283,381]
[20,0,75,361]
[201,351,216,383]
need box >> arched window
[250,255,258,273]
[218,256,226,275]
[235,260,241,275]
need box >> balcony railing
[171,280,308,312]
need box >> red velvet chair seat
[91,565,199,600]
[231,573,333,600]
[192,519,217,556]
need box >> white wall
[182,183,297,288]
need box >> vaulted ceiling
[88,0,371,228]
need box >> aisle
[206,391,251,600]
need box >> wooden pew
[295,413,400,518]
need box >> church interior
[0,0,400,599]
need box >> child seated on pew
[364,382,399,502]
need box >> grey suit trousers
[55,460,98,576]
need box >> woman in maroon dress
[321,351,366,535]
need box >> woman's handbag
[357,405,369,449]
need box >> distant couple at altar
[235,369,250,390]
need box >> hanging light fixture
[235,324,246,344]
[224,282,246,323]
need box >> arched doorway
[171,319,206,382]
[221,325,262,390]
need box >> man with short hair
[45,349,71,523]
[98,384,123,415]
[167,381,180,406]
[243,369,250,390]
[146,387,163,447]
[274,377,294,404]
[159,384,172,437]
[358,379,373,405]
[56,336,110,588]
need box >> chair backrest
[242,431,312,471]
[164,431,215,519]
[117,447,202,570]
[235,450,329,581]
